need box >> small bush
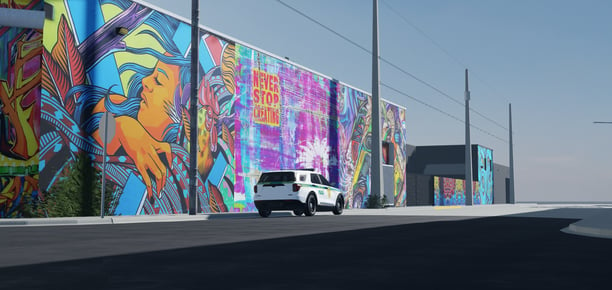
[23,152,112,217]
[365,193,388,208]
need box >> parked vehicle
[253,170,344,217]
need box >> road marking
[434,206,462,210]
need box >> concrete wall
[383,165,395,205]
[494,163,510,204]
[406,173,433,206]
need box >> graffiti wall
[382,101,407,206]
[474,145,493,205]
[0,0,43,217]
[434,177,465,206]
[235,44,374,210]
[338,86,372,209]
[40,0,235,215]
[2,0,409,217]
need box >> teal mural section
[474,145,493,205]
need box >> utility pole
[464,69,473,206]
[371,0,384,205]
[189,0,199,215]
[508,103,515,204]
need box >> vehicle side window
[310,174,321,185]
[299,174,307,182]
[318,175,330,186]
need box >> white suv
[253,170,345,217]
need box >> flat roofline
[133,0,402,108]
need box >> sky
[141,0,612,202]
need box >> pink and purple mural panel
[234,44,373,210]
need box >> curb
[0,217,111,226]
[0,212,289,227]
[561,223,612,240]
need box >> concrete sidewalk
[1,203,611,239]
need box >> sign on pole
[99,112,115,218]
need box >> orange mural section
[0,0,43,217]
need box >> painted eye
[155,77,162,86]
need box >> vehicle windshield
[258,172,296,183]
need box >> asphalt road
[1,214,611,289]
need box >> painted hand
[116,116,172,199]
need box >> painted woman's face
[138,60,181,140]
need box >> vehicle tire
[304,194,317,216]
[293,209,304,216]
[258,208,271,218]
[333,196,344,215]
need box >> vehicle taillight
[292,184,300,192]
[254,185,257,193]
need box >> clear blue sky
[141,0,612,202]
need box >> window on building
[382,142,393,165]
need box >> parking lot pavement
[2,203,611,239]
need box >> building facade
[1,0,410,217]
[406,144,510,205]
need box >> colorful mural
[234,44,375,210]
[382,101,407,206]
[338,86,372,209]
[474,145,493,205]
[2,0,410,217]
[434,176,465,206]
[40,0,235,215]
[0,0,41,9]
[0,0,43,217]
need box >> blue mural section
[474,145,493,205]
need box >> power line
[379,0,508,130]
[380,0,512,105]
[383,83,509,143]
[379,58,508,131]
[275,0,508,139]
[275,0,371,54]
[380,0,467,68]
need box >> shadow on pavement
[1,216,610,289]
[507,207,612,219]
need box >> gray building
[405,144,511,206]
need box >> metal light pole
[371,0,384,204]
[189,0,199,215]
[594,122,612,124]
[508,103,515,204]
[464,69,473,206]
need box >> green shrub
[24,152,111,217]
[365,193,388,208]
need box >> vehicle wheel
[333,196,344,215]
[304,194,317,216]
[258,208,271,218]
[293,209,304,216]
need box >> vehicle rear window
[258,172,296,183]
